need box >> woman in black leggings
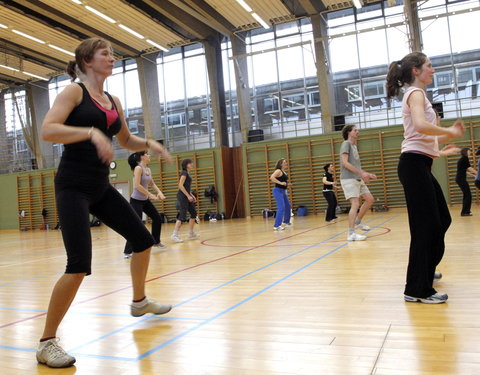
[455,147,476,216]
[124,151,166,258]
[322,163,338,222]
[36,38,173,368]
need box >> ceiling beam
[0,0,141,57]
[172,0,235,36]
[282,0,326,16]
[0,38,66,71]
[141,0,217,40]
[121,0,197,42]
[0,72,28,84]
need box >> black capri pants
[124,198,162,254]
[177,193,197,222]
[56,179,155,275]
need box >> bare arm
[150,180,165,200]
[112,96,172,163]
[270,169,287,187]
[322,176,335,186]
[409,91,464,138]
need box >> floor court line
[68,215,396,356]
[0,215,398,360]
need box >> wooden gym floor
[0,208,479,375]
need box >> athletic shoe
[171,234,183,243]
[131,298,172,317]
[188,232,200,239]
[347,232,366,241]
[404,292,448,304]
[153,242,167,249]
[355,223,370,231]
[434,272,443,280]
[123,253,132,259]
[327,219,337,223]
[281,222,292,228]
[36,338,76,368]
[461,213,473,216]
[273,226,285,231]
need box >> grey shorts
[340,178,371,200]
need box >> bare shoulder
[110,95,123,110]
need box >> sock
[172,231,178,236]
[348,228,355,235]
[355,218,361,225]
[189,229,195,235]
[132,296,147,307]
[40,337,55,343]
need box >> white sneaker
[171,234,183,243]
[36,338,76,368]
[153,242,167,248]
[131,298,172,317]
[281,222,292,228]
[273,226,285,231]
[347,232,366,241]
[188,232,200,239]
[355,222,370,231]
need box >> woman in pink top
[386,52,464,304]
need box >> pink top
[91,97,119,128]
[401,86,439,158]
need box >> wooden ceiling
[0,0,354,89]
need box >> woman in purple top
[124,151,166,258]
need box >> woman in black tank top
[37,38,173,368]
[270,158,292,230]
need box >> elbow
[41,124,53,142]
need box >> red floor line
[0,221,336,330]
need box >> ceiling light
[236,0,253,12]
[71,0,82,4]
[85,6,116,23]
[23,71,48,81]
[352,0,363,9]
[49,44,75,56]
[0,24,7,29]
[0,64,20,72]
[12,29,45,44]
[118,24,144,39]
[251,13,270,29]
[146,39,169,52]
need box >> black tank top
[323,172,334,191]
[57,83,121,182]
[275,170,288,189]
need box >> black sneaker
[461,213,473,217]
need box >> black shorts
[177,194,197,222]
[55,177,154,275]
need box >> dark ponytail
[66,61,77,82]
[128,151,146,171]
[386,52,427,99]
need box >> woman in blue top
[270,158,292,231]
[124,151,166,258]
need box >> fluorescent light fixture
[23,71,48,81]
[0,64,20,72]
[118,24,144,39]
[85,6,116,23]
[352,0,363,9]
[0,23,7,29]
[146,39,169,52]
[49,44,75,56]
[71,0,82,4]
[251,13,270,29]
[236,0,253,12]
[12,29,45,44]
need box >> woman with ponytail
[124,151,166,259]
[37,38,173,368]
[386,52,464,304]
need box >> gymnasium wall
[0,148,227,231]
[242,118,480,217]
